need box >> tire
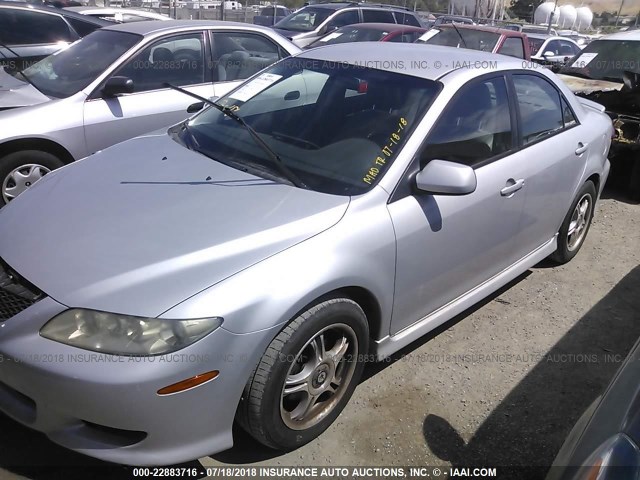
[237,297,369,450]
[549,181,597,264]
[0,150,64,206]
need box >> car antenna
[163,83,308,189]
[450,23,468,49]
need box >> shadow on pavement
[423,265,640,479]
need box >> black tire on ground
[549,181,597,265]
[0,150,64,206]
[237,297,369,450]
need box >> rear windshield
[417,28,500,53]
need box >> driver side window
[420,76,513,167]
[114,32,205,93]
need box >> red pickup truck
[416,24,531,60]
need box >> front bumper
[0,296,276,466]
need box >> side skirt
[374,235,558,360]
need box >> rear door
[83,31,213,155]
[507,72,587,255]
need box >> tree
[509,0,542,23]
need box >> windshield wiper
[164,83,307,189]
[450,23,468,49]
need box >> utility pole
[615,0,625,27]
[546,0,558,34]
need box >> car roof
[102,18,277,35]
[600,29,640,41]
[299,42,521,81]
[0,1,111,25]
[436,23,525,36]
[526,33,552,39]
[337,22,425,32]
[297,2,411,11]
[65,6,165,14]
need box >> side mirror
[543,51,555,59]
[102,76,134,97]
[187,101,204,113]
[415,160,477,195]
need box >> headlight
[571,433,640,480]
[40,309,223,356]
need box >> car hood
[558,74,624,95]
[0,132,350,317]
[0,67,51,109]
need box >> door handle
[575,142,589,155]
[500,178,525,196]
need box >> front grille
[0,259,42,322]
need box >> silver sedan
[0,43,612,466]
[0,19,300,205]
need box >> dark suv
[0,1,110,73]
[272,2,423,47]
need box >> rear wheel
[549,181,596,264]
[0,150,64,206]
[237,297,369,450]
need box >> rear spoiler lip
[578,96,606,113]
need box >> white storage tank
[558,5,577,28]
[534,2,559,25]
[575,7,593,30]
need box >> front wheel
[549,181,596,264]
[237,297,369,450]
[0,150,64,206]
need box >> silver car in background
[0,44,612,466]
[0,19,300,205]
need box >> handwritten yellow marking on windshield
[362,117,408,185]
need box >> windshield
[16,30,141,98]
[274,7,334,32]
[560,39,640,82]
[417,28,500,53]
[309,26,388,47]
[180,58,440,196]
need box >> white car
[65,6,170,22]
[528,34,583,65]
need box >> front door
[83,31,213,156]
[388,75,527,334]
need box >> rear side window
[212,32,282,82]
[421,76,513,167]
[562,97,577,127]
[513,74,564,145]
[0,9,75,45]
[498,37,525,59]
[394,12,420,26]
[326,10,359,29]
[362,9,395,23]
